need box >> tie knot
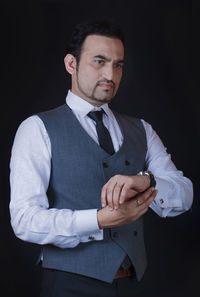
[88,110,104,123]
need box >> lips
[98,83,114,89]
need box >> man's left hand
[101,174,151,210]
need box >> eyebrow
[94,55,125,64]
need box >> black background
[1,1,199,296]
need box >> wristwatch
[137,171,156,188]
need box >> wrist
[97,207,118,229]
[137,171,156,188]
[97,209,104,229]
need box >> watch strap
[137,171,156,187]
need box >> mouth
[98,83,114,90]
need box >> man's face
[71,35,124,106]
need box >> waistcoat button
[134,231,138,236]
[103,162,109,168]
[125,160,130,165]
[113,232,119,238]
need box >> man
[10,19,193,297]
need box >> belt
[115,266,133,279]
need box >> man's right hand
[97,187,157,229]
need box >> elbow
[10,206,31,242]
[184,183,194,212]
[10,214,28,242]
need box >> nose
[102,64,114,81]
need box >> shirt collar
[66,90,113,118]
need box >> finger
[113,183,123,210]
[136,189,158,211]
[137,187,155,204]
[119,184,138,204]
[106,180,117,211]
[131,187,154,208]
[143,187,156,200]
[101,185,107,208]
[144,189,158,207]
[101,176,120,209]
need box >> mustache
[96,79,115,88]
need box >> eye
[114,63,124,69]
[94,59,105,65]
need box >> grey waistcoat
[38,104,147,283]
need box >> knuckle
[107,186,113,193]
[128,175,134,184]
[127,176,133,183]
[114,174,121,180]
[115,184,121,190]
[102,185,107,192]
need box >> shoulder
[11,114,51,158]
[16,115,45,135]
[13,115,50,148]
[38,104,68,121]
[113,110,145,130]
[113,110,139,123]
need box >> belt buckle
[115,266,132,279]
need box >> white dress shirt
[9,90,193,248]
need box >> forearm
[141,119,193,217]
[9,116,103,248]
[10,199,103,248]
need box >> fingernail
[114,205,118,210]
[109,207,113,211]
[119,200,123,204]
[102,203,105,207]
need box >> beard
[76,73,116,105]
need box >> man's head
[64,19,125,106]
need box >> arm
[142,119,193,217]
[9,116,103,248]
[100,120,193,218]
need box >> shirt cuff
[150,176,182,217]
[73,209,103,243]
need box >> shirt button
[113,232,119,238]
[160,198,164,204]
[103,162,109,168]
[88,236,95,241]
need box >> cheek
[81,68,100,87]
[115,72,122,85]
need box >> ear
[64,54,77,75]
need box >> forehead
[81,34,124,59]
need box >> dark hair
[66,19,124,64]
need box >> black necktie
[88,110,115,155]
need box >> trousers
[40,268,144,297]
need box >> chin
[95,97,113,104]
